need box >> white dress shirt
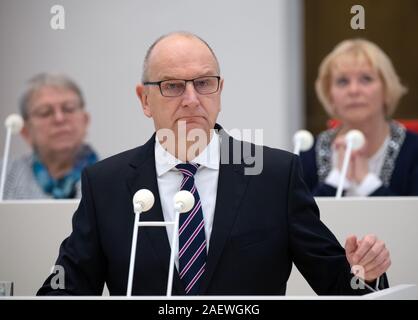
[154,132,220,267]
[325,135,390,196]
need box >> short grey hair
[19,73,85,119]
[141,31,221,83]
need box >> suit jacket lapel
[126,135,185,295]
[199,130,250,294]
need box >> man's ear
[218,78,224,112]
[136,84,152,118]
[20,123,33,146]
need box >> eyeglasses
[143,76,221,97]
[28,101,83,120]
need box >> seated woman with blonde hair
[300,38,418,196]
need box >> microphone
[127,189,195,297]
[166,190,195,296]
[293,130,314,155]
[133,189,155,213]
[173,190,195,213]
[127,189,154,296]
[336,130,366,198]
[0,114,24,201]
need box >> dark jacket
[38,126,386,295]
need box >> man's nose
[181,82,199,107]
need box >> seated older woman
[300,39,418,196]
[3,73,98,199]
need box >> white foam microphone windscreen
[345,129,365,150]
[174,190,195,213]
[293,130,314,155]
[5,114,24,133]
[133,189,155,213]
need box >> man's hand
[345,234,391,282]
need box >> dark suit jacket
[38,126,385,296]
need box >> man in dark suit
[38,32,390,296]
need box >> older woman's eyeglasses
[29,101,83,120]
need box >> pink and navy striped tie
[176,163,207,295]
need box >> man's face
[22,86,90,157]
[136,36,223,140]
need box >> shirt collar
[155,131,220,177]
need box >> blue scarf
[32,145,98,199]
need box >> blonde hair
[315,39,407,118]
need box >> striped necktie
[175,163,207,295]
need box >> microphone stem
[166,209,180,296]
[127,211,141,296]
[336,141,353,198]
[0,129,12,201]
[293,139,301,155]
